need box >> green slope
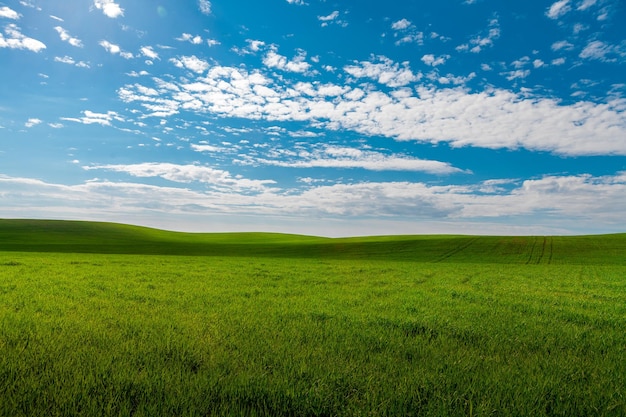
[0,219,625,264]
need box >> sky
[0,0,625,236]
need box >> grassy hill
[0,219,624,264]
[1,219,625,416]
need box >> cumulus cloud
[317,10,347,27]
[0,24,46,52]
[140,46,159,60]
[170,55,210,73]
[54,55,90,68]
[390,18,423,46]
[344,56,420,87]
[263,49,311,73]
[546,0,571,19]
[93,0,124,18]
[421,54,450,67]
[391,18,411,30]
[99,40,133,58]
[118,59,626,156]
[0,6,20,19]
[54,26,83,47]
[318,11,339,22]
[198,0,211,15]
[25,118,42,127]
[456,17,500,53]
[176,33,203,44]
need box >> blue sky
[0,0,625,236]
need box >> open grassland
[0,220,625,416]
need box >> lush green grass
[1,219,625,264]
[0,220,625,416]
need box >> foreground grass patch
[1,252,625,416]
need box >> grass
[0,220,625,416]
[1,219,625,263]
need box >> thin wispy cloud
[238,145,468,174]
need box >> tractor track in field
[433,237,479,263]
[526,237,538,265]
[536,237,546,264]
[526,237,552,265]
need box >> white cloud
[263,49,311,73]
[248,39,265,52]
[3,171,625,235]
[191,143,224,153]
[54,55,90,68]
[421,54,450,67]
[503,69,531,80]
[198,0,211,15]
[84,162,276,191]
[118,58,626,156]
[390,18,423,46]
[546,0,571,19]
[176,33,203,44]
[54,56,75,64]
[239,145,468,174]
[579,40,621,62]
[127,70,149,77]
[456,17,500,53]
[551,40,575,51]
[318,11,339,22]
[93,0,124,18]
[0,6,20,19]
[140,46,159,60]
[317,10,347,27]
[25,118,42,127]
[100,40,120,54]
[286,0,307,4]
[99,40,133,58]
[54,26,83,47]
[344,56,420,87]
[577,0,597,10]
[0,24,46,52]
[391,18,411,30]
[61,110,123,126]
[170,55,210,73]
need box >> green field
[0,220,625,416]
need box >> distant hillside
[0,219,624,264]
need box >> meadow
[0,220,625,416]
